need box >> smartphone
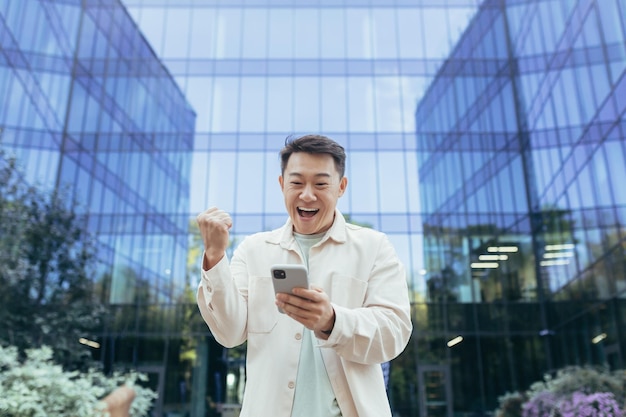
[271,264,309,313]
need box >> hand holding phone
[271,264,309,313]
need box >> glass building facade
[0,1,195,414]
[1,0,625,416]
[415,0,626,415]
[0,0,195,303]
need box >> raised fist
[196,207,232,269]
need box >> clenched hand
[196,207,232,270]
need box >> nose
[299,184,316,201]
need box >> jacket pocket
[329,274,368,308]
[248,275,278,333]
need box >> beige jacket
[197,210,412,417]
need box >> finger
[197,209,232,229]
[201,206,219,216]
[211,215,232,230]
[281,292,310,306]
[285,304,315,323]
[293,286,324,302]
[276,299,306,319]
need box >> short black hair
[279,134,346,178]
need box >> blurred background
[1,0,625,416]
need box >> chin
[295,223,317,235]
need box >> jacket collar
[267,208,347,249]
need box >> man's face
[279,152,347,235]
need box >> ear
[338,176,348,197]
[278,175,284,191]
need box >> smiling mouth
[297,207,319,218]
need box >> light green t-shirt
[291,232,342,417]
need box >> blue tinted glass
[597,0,625,44]
[211,77,240,131]
[207,151,237,212]
[320,9,346,58]
[217,9,243,59]
[163,8,191,58]
[266,77,293,131]
[268,9,293,58]
[188,9,218,58]
[294,8,319,59]
[235,152,265,213]
[590,65,611,118]
[239,77,267,132]
[349,152,379,212]
[348,77,375,131]
[603,141,626,204]
[320,77,348,131]
[242,8,268,58]
[370,9,397,59]
[378,152,407,211]
[345,8,370,59]
[294,77,321,131]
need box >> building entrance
[418,365,453,417]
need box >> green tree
[0,148,107,370]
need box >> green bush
[0,147,108,371]
[0,345,157,417]
[495,391,526,417]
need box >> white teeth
[299,207,318,212]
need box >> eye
[316,183,328,187]
[290,181,303,186]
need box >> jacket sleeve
[196,246,250,348]
[320,234,413,364]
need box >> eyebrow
[288,172,332,178]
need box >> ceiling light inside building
[479,254,508,261]
[447,336,463,347]
[79,337,100,349]
[487,246,518,253]
[540,259,570,266]
[545,243,575,251]
[543,252,574,259]
[471,262,499,268]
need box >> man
[196,134,412,417]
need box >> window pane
[294,77,321,132]
[216,9,242,59]
[371,9,397,58]
[320,9,346,58]
[211,78,240,132]
[242,9,268,58]
[268,9,293,59]
[321,77,348,132]
[349,152,379,212]
[162,9,191,58]
[346,9,371,59]
[603,141,626,204]
[378,152,407,211]
[374,77,403,131]
[267,77,294,132]
[207,152,237,212]
[294,8,319,59]
[264,151,284,214]
[236,153,264,213]
[184,77,214,132]
[239,77,267,132]
[189,9,219,58]
[347,77,374,131]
